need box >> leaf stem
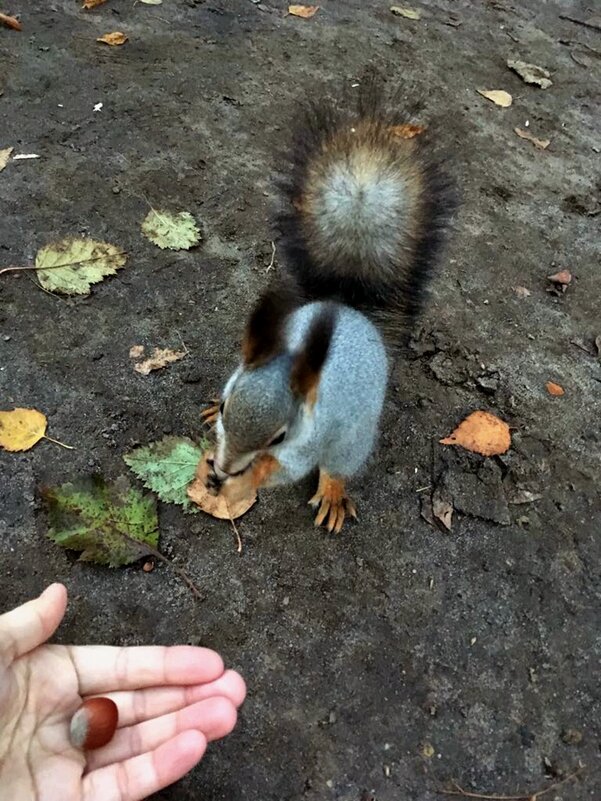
[0,251,128,277]
[43,435,75,450]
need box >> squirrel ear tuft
[290,304,336,404]
[242,284,300,368]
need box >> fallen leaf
[187,452,257,520]
[141,209,201,250]
[35,237,127,295]
[477,89,512,107]
[421,742,435,758]
[82,0,107,8]
[0,11,21,30]
[133,347,186,375]
[546,381,565,396]
[547,269,572,285]
[514,127,550,150]
[514,286,531,298]
[139,0,163,4]
[432,487,453,531]
[97,31,128,46]
[288,4,319,18]
[508,489,543,504]
[129,344,145,359]
[44,476,159,567]
[507,58,552,89]
[0,147,14,172]
[389,123,427,139]
[440,411,511,457]
[0,408,47,452]
[390,6,421,20]
[124,436,208,513]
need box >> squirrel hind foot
[309,471,357,534]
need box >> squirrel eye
[269,430,287,447]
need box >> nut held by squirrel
[70,697,119,750]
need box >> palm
[0,585,245,801]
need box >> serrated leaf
[124,436,208,513]
[141,209,201,251]
[44,476,159,567]
[0,407,47,452]
[35,237,127,295]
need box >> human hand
[0,584,245,801]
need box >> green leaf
[44,476,159,567]
[141,209,201,251]
[35,237,127,295]
[123,436,207,513]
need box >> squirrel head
[213,291,336,479]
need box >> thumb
[0,583,68,667]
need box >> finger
[0,583,67,666]
[69,645,224,695]
[103,669,247,727]
[83,729,207,801]
[314,498,330,527]
[334,505,345,534]
[86,696,237,771]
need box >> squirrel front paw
[309,471,357,534]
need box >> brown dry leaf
[440,411,511,457]
[548,269,572,285]
[0,408,47,452]
[514,286,531,298]
[129,344,145,359]
[288,4,319,18]
[187,453,257,520]
[514,127,550,150]
[0,147,14,172]
[477,89,512,107]
[432,489,453,531]
[97,31,128,46]
[389,123,427,139]
[82,0,107,8]
[546,381,565,397]
[134,347,185,375]
[0,12,21,30]
[390,6,421,20]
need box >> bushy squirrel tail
[275,73,457,345]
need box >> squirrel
[201,74,456,533]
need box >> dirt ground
[1,0,600,799]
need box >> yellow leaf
[477,89,512,108]
[514,127,550,150]
[421,742,435,758]
[133,347,186,375]
[0,147,14,172]
[390,6,421,20]
[389,123,427,139]
[440,411,511,457]
[97,31,128,46]
[288,5,319,19]
[0,408,47,452]
[82,0,107,8]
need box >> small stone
[561,728,583,745]
[142,560,154,572]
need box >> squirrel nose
[213,462,229,481]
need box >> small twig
[559,14,601,31]
[0,251,128,277]
[265,240,276,272]
[121,532,203,600]
[43,434,75,450]
[226,504,243,553]
[438,767,583,800]
[174,329,190,356]
[416,485,432,493]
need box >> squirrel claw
[201,400,221,428]
[309,472,357,534]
